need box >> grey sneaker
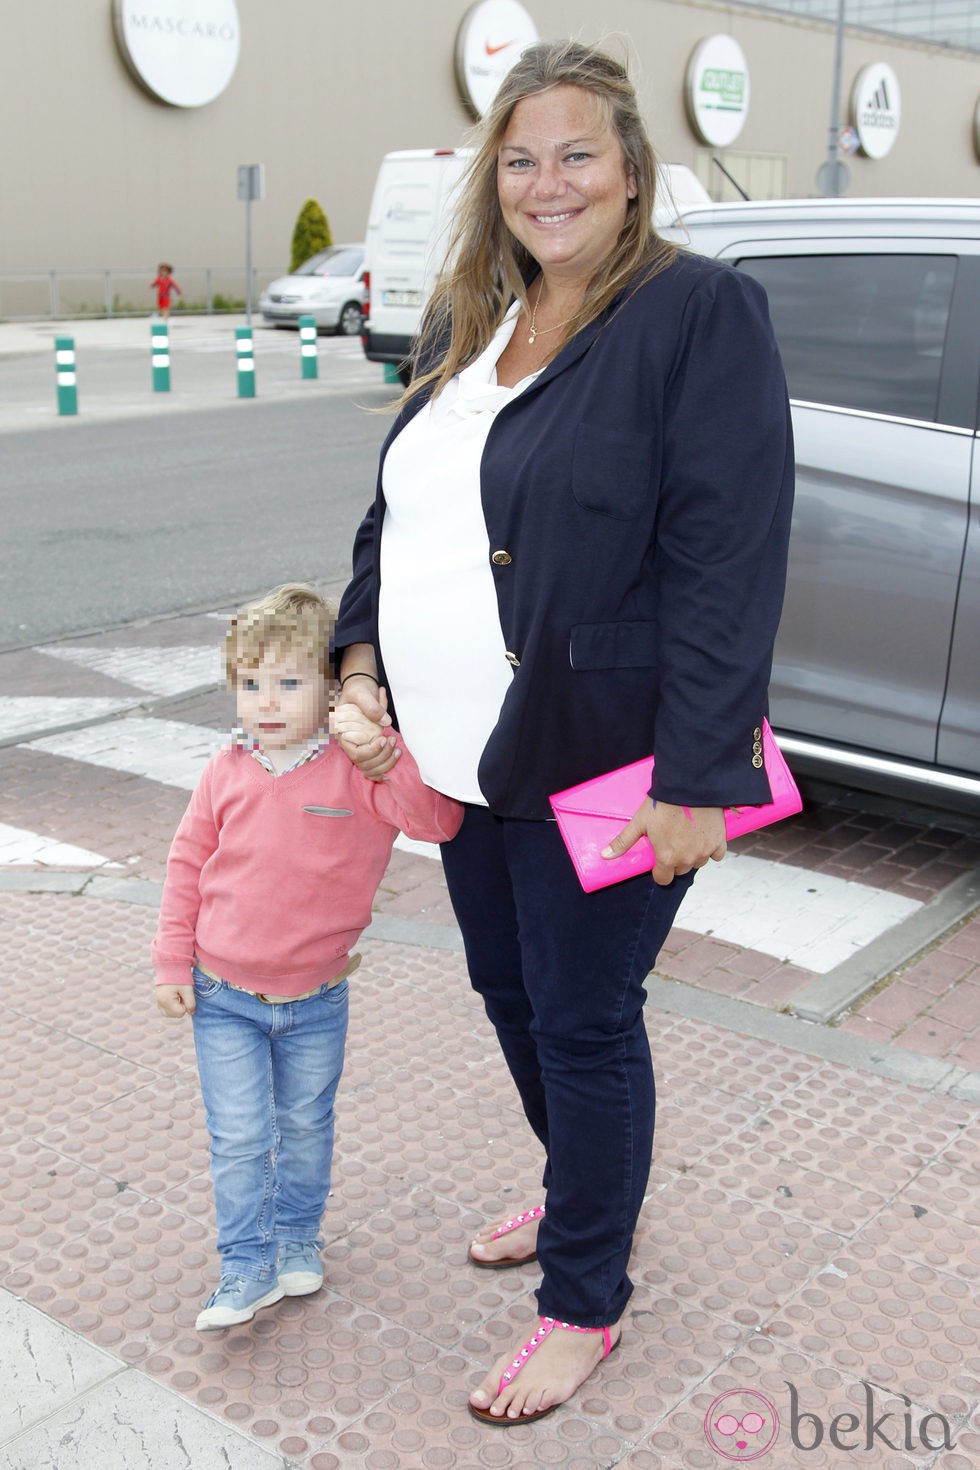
[277,1240,323,1296]
[195,1274,284,1330]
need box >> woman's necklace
[527,280,579,346]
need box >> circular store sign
[685,35,750,148]
[850,62,901,159]
[455,0,538,119]
[112,0,241,108]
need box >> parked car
[259,245,365,334]
[661,197,980,811]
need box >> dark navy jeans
[441,805,693,1327]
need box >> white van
[360,150,709,382]
[361,149,471,382]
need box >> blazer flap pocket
[572,422,654,518]
[570,621,658,672]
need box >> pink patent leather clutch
[549,719,802,893]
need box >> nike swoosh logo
[484,38,515,56]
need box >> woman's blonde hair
[399,37,676,407]
[224,583,337,685]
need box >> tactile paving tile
[651,1016,823,1104]
[623,1349,970,1469]
[37,1074,210,1196]
[0,1015,160,1134]
[653,1085,760,1172]
[633,1172,844,1329]
[763,1245,980,1414]
[323,1192,536,1349]
[774,1064,976,1150]
[0,1140,146,1276]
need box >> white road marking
[676,851,921,972]
[39,645,222,697]
[0,822,122,869]
[27,718,225,790]
[0,696,135,742]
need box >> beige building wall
[1,0,977,293]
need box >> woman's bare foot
[469,1318,621,1422]
[468,1206,542,1268]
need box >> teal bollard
[151,321,171,392]
[236,326,256,398]
[55,336,78,415]
[383,362,401,384]
[299,316,318,379]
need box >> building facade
[1,0,977,315]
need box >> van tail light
[362,270,371,330]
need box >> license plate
[383,290,422,307]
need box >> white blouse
[378,305,541,803]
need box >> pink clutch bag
[549,719,802,893]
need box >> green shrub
[290,199,333,273]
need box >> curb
[789,864,980,1023]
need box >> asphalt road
[1,393,391,648]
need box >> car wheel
[397,362,412,387]
[337,301,364,336]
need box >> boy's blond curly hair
[224,584,337,686]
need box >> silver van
[664,198,980,811]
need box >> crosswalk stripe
[0,821,122,869]
[0,697,135,742]
[28,717,224,790]
[39,645,222,698]
[670,850,920,972]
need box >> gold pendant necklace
[527,280,577,346]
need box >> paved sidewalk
[0,313,388,434]
[2,601,979,1468]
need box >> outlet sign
[455,0,538,118]
[686,35,750,148]
[112,0,241,108]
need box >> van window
[736,254,956,422]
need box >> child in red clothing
[150,262,181,317]
[152,584,462,1330]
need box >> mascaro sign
[112,0,241,108]
[850,61,901,159]
[455,0,538,119]
[685,35,750,148]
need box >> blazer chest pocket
[571,423,655,519]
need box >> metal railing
[0,266,282,322]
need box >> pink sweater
[152,739,463,995]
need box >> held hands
[334,677,400,780]
[602,798,727,886]
[156,985,196,1018]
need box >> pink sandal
[468,1203,544,1270]
[468,1314,619,1426]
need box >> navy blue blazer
[336,250,795,820]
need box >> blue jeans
[191,968,349,1281]
[441,806,694,1327]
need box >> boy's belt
[198,953,361,1004]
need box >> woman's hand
[602,798,727,886]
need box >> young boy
[152,584,462,1330]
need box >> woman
[336,39,794,1425]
